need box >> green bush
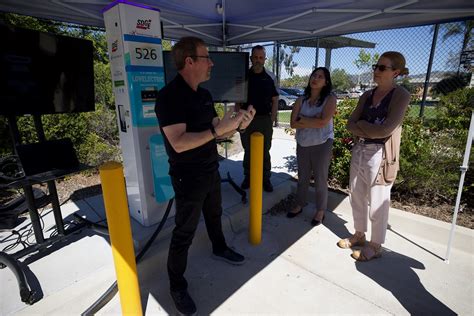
[395,88,473,206]
[431,73,471,96]
[328,89,472,208]
[433,87,474,130]
[329,98,357,187]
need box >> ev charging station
[103,1,174,226]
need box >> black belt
[357,137,385,144]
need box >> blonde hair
[381,51,409,76]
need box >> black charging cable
[81,198,174,315]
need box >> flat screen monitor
[0,24,95,115]
[163,51,248,103]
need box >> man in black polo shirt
[155,36,255,315]
[236,45,279,192]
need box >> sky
[258,23,468,79]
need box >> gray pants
[295,139,333,211]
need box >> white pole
[445,110,474,263]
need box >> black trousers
[168,170,227,291]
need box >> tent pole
[222,0,226,48]
[273,42,277,74]
[420,23,439,118]
[325,48,332,71]
[314,38,319,69]
[445,110,474,263]
[275,42,281,87]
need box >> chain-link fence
[239,21,473,125]
[238,21,473,212]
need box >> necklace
[371,86,394,108]
[308,95,320,106]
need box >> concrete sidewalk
[1,128,472,315]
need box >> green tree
[265,57,273,71]
[0,12,62,33]
[440,20,473,52]
[399,77,416,94]
[280,75,308,89]
[354,49,379,87]
[279,45,301,77]
[162,39,172,51]
[432,73,470,95]
[0,13,121,166]
[331,68,353,91]
[437,20,473,71]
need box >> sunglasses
[372,64,394,72]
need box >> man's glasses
[191,55,213,62]
[372,64,394,72]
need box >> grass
[407,104,438,119]
[277,111,291,125]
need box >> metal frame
[25,0,474,46]
[0,115,90,305]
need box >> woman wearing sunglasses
[338,51,410,261]
[286,67,336,226]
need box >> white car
[349,90,363,98]
[278,89,298,110]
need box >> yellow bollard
[249,132,263,245]
[99,162,143,316]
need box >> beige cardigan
[347,85,410,185]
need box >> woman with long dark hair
[286,67,336,226]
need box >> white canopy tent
[0,0,473,46]
[1,0,473,262]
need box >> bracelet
[210,125,218,139]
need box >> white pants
[349,143,393,244]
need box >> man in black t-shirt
[155,36,255,315]
[236,45,279,192]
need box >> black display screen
[163,51,249,103]
[0,25,95,115]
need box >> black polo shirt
[155,73,218,177]
[243,68,279,115]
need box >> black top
[359,87,395,143]
[155,74,218,177]
[243,68,278,115]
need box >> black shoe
[263,180,273,192]
[170,289,197,315]
[212,247,245,265]
[311,213,325,226]
[240,177,250,190]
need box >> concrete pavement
[1,128,472,315]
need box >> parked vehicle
[349,90,363,98]
[334,90,351,99]
[278,89,298,110]
[281,87,304,97]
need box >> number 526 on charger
[127,41,163,67]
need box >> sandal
[287,205,303,218]
[337,234,366,249]
[351,243,382,261]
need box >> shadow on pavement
[355,249,456,315]
[324,192,455,315]
[137,192,349,315]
